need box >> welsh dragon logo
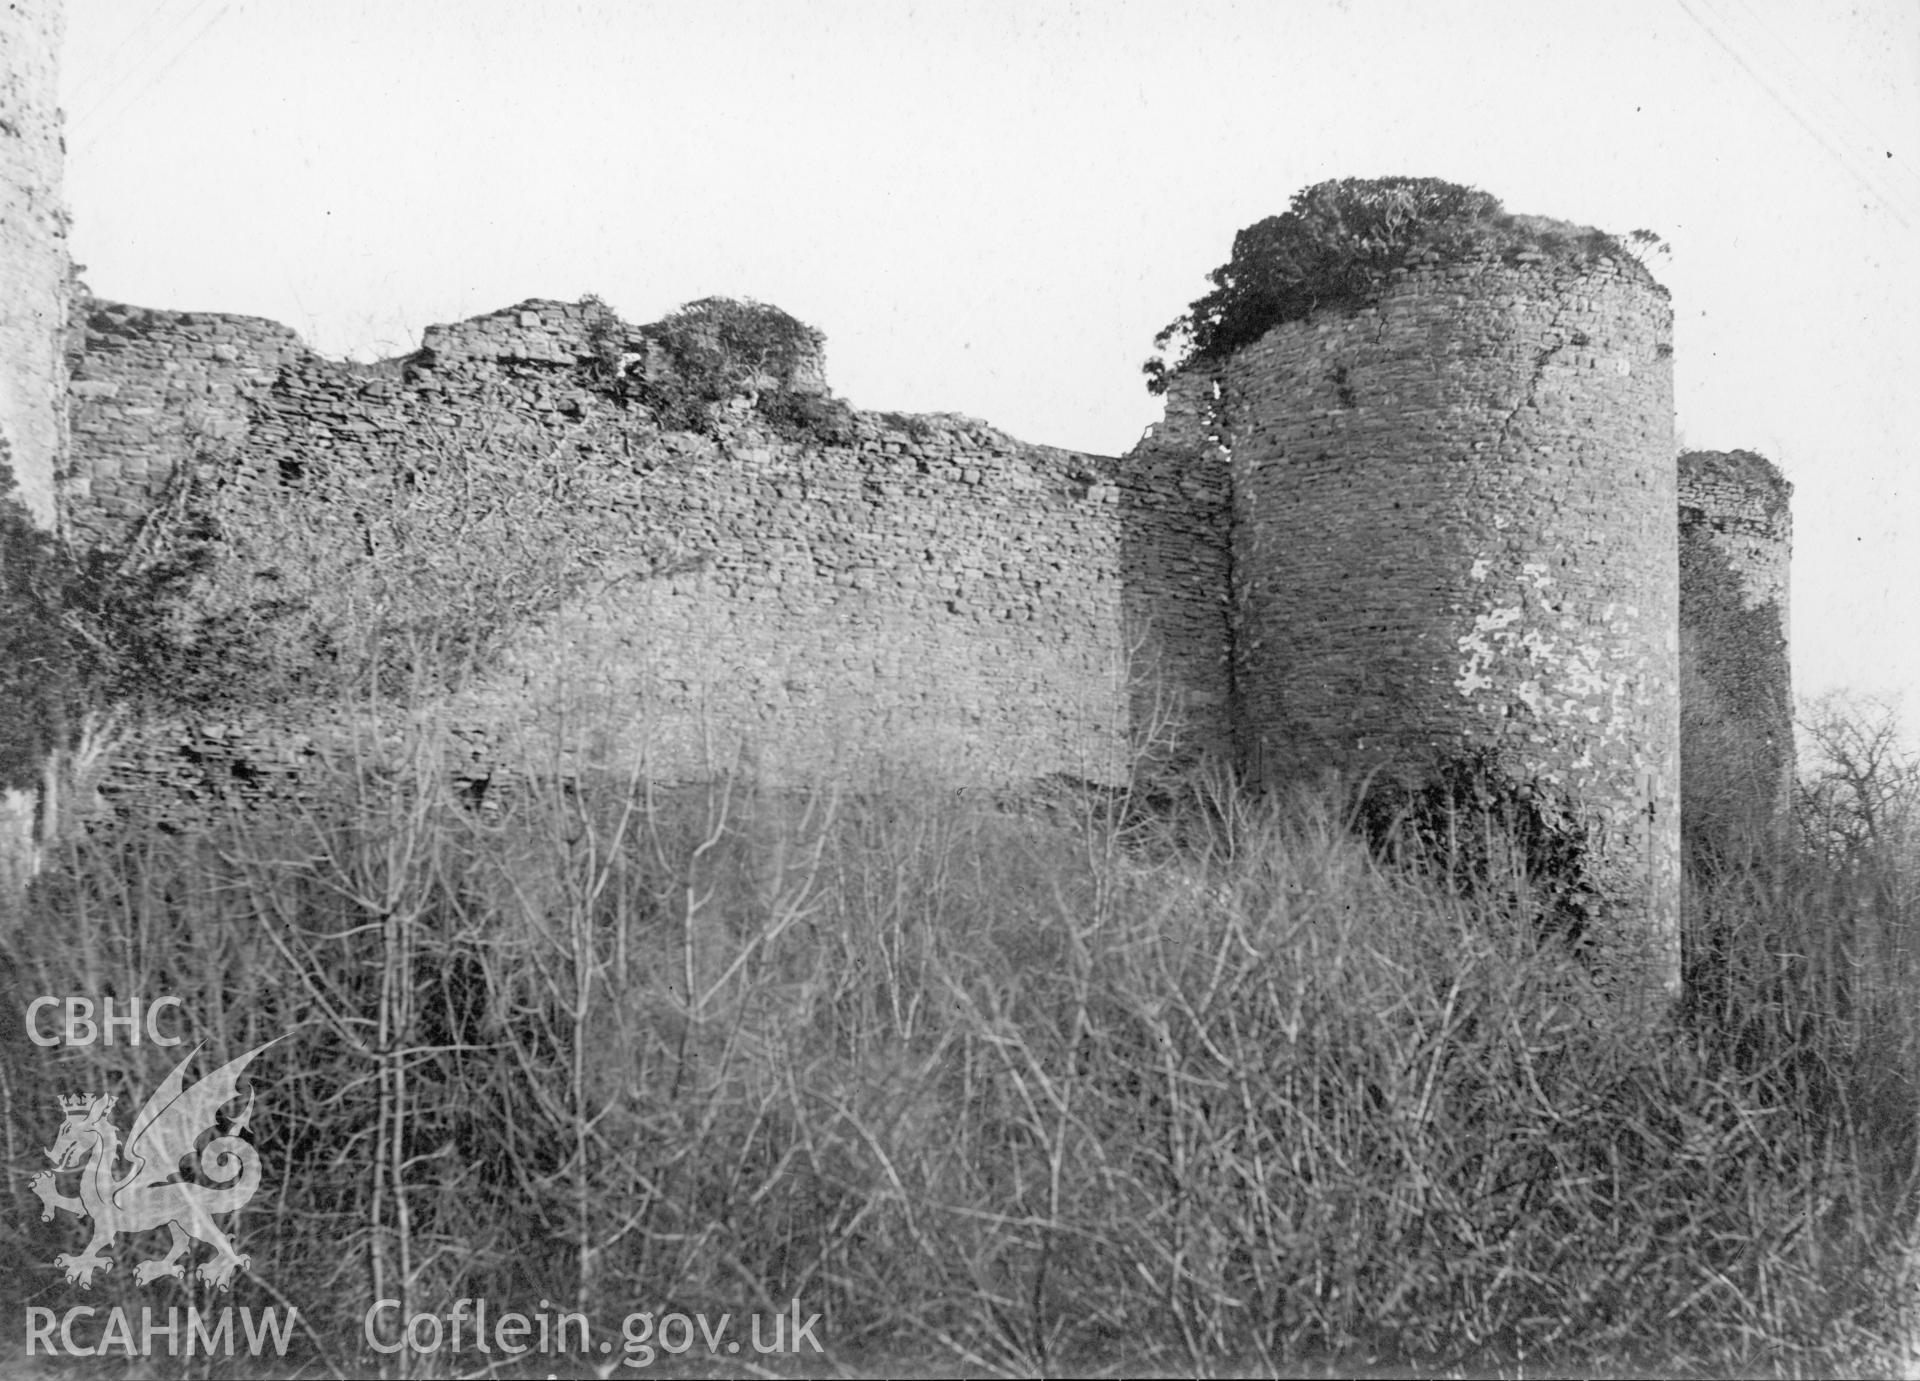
[30,1040,277,1291]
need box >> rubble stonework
[64,297,1145,792]
[1679,449,1794,862]
[0,0,67,525]
[0,3,1807,995]
[39,178,1789,999]
[64,303,307,543]
[1186,253,1681,985]
[1119,368,1235,768]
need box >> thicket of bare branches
[8,690,1920,1376]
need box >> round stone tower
[1678,449,1793,866]
[1223,239,1679,992]
[0,0,69,526]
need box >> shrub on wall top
[602,296,842,438]
[1142,176,1668,392]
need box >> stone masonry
[1120,369,1235,768]
[64,303,306,542]
[1188,249,1681,989]
[63,298,1156,795]
[0,0,67,526]
[19,118,1791,998]
[1679,449,1794,863]
[0,0,1801,994]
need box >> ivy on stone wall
[1142,176,1666,392]
[1,415,672,748]
[0,459,237,789]
[1357,748,1602,950]
[0,466,68,791]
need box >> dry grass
[4,720,1918,1378]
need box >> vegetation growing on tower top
[1143,176,1667,392]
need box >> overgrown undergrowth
[4,732,1918,1378]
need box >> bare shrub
[6,702,1918,1376]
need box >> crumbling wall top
[417,298,600,365]
[1679,449,1793,520]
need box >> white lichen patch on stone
[1455,554,1651,781]
[1456,600,1527,699]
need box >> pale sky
[58,0,1920,711]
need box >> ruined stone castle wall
[0,0,68,525]
[0,21,1803,996]
[1118,368,1235,767]
[460,411,1131,787]
[65,298,1148,796]
[1678,449,1793,862]
[65,303,308,543]
[1222,254,1679,984]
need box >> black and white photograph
[4,1,1918,1374]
